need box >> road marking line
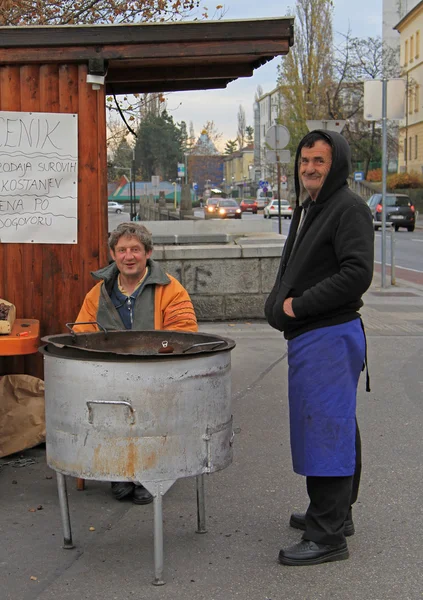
[374,261,423,274]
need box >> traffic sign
[306,120,346,133]
[265,125,290,151]
[353,171,365,182]
[177,162,185,177]
[280,175,287,184]
[265,149,291,164]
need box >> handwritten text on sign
[0,111,78,244]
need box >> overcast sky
[167,0,383,148]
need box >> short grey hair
[108,223,153,253]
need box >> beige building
[395,1,423,173]
[223,145,254,198]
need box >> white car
[108,201,124,214]
[263,199,293,219]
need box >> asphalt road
[111,207,423,283]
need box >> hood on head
[294,130,352,205]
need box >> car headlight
[208,206,214,212]
[219,208,226,214]
[236,209,241,213]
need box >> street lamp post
[172,182,177,209]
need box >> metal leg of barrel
[142,480,175,586]
[56,472,75,549]
[196,474,207,534]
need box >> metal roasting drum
[40,327,236,585]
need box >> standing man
[75,222,198,505]
[265,131,374,566]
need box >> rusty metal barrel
[40,329,236,585]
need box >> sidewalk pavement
[1,273,423,600]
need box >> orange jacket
[74,260,197,333]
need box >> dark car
[367,193,416,232]
[240,198,258,214]
[215,199,242,219]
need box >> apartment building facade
[395,1,423,173]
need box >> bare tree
[0,0,222,25]
[277,0,334,152]
[329,34,401,175]
[236,105,247,150]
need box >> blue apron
[287,319,365,477]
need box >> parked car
[367,193,416,232]
[108,201,124,214]
[203,197,220,219]
[240,198,258,214]
[263,199,293,219]
[256,189,272,210]
[215,199,242,219]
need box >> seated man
[75,222,198,504]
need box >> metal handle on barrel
[86,400,136,425]
[65,321,109,341]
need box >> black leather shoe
[289,512,355,537]
[132,484,154,505]
[278,539,349,566]
[111,481,135,500]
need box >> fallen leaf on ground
[89,526,95,531]
[30,576,38,581]
[28,508,36,512]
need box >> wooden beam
[0,18,294,48]
[106,63,254,83]
[0,39,290,65]
[106,79,234,94]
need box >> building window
[416,30,420,58]
[415,84,419,112]
[409,137,412,161]
[409,86,413,113]
[404,138,407,162]
[405,39,409,65]
[410,35,414,61]
[415,135,418,160]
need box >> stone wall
[152,241,283,321]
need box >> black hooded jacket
[264,130,374,340]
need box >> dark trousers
[303,423,362,546]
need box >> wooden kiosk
[0,18,293,380]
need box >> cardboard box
[0,299,16,335]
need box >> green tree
[109,137,134,180]
[224,140,238,155]
[134,111,184,181]
[246,126,254,144]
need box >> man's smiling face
[299,140,332,201]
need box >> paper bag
[0,374,45,458]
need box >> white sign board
[363,79,406,121]
[265,149,291,164]
[265,125,290,150]
[306,120,346,133]
[0,111,78,244]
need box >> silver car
[263,199,293,219]
[108,201,124,214]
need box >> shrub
[366,169,382,182]
[387,171,423,189]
